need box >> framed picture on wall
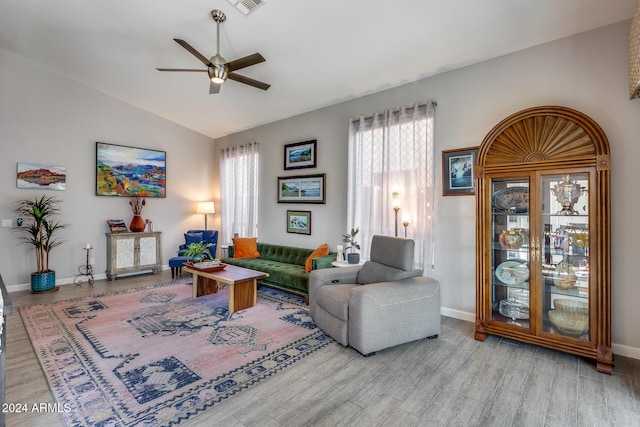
[96,142,166,197]
[17,163,67,190]
[284,140,317,170]
[277,174,326,203]
[442,147,478,196]
[286,210,311,235]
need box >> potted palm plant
[14,195,67,293]
[342,227,361,264]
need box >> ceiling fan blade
[173,38,212,67]
[209,81,221,94]
[227,53,265,72]
[228,73,271,90]
[156,68,207,72]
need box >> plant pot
[347,253,360,264]
[31,270,58,293]
[130,215,145,232]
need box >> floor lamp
[392,192,401,237]
[196,202,215,230]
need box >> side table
[332,260,364,267]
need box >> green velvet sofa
[222,243,336,303]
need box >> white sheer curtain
[219,142,260,243]
[347,101,437,270]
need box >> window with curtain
[219,142,260,243]
[347,101,436,269]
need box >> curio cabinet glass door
[474,106,612,374]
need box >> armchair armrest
[309,265,362,289]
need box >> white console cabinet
[106,231,162,280]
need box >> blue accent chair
[169,230,219,278]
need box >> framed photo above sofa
[278,174,326,204]
[284,139,317,170]
[286,210,311,235]
[442,147,478,196]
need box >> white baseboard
[441,306,640,361]
[5,266,171,293]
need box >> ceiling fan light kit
[156,9,270,94]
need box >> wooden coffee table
[183,264,268,313]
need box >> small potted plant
[13,195,67,293]
[342,227,361,264]
[180,241,214,267]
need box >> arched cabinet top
[477,106,610,168]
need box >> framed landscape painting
[17,163,66,190]
[277,174,326,203]
[96,142,166,197]
[284,140,317,170]
[286,210,311,235]
[442,147,478,196]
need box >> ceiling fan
[156,9,270,94]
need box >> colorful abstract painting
[17,163,66,190]
[96,142,166,197]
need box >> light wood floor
[5,271,640,426]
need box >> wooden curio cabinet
[474,106,612,374]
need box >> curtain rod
[350,100,437,125]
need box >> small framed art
[277,173,326,203]
[107,219,128,233]
[284,140,317,170]
[286,210,311,235]
[442,147,478,196]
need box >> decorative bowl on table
[548,310,589,337]
[553,298,589,315]
[185,260,226,272]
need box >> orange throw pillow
[305,243,329,272]
[232,237,260,258]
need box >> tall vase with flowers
[128,195,146,232]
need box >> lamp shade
[630,0,640,99]
[196,201,215,214]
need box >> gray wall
[0,48,216,289]
[214,21,640,359]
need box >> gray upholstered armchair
[309,235,441,355]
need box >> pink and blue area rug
[20,279,332,426]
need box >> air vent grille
[227,0,265,16]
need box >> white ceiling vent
[227,0,265,16]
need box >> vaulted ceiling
[0,0,635,139]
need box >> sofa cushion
[305,243,329,272]
[223,258,310,293]
[185,232,203,245]
[233,237,260,258]
[357,261,423,285]
[257,243,313,266]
